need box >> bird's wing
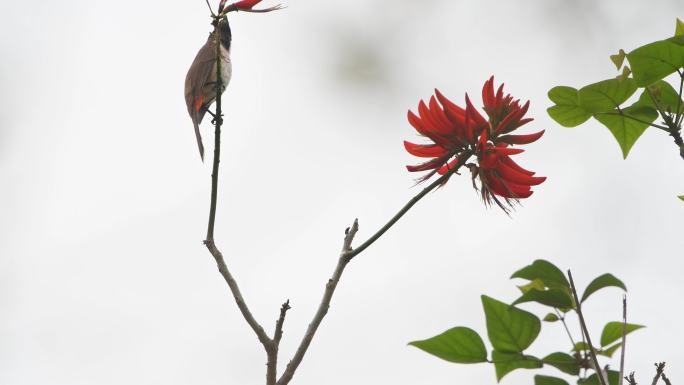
[184,37,217,160]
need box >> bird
[184,16,233,161]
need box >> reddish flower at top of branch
[220,0,284,14]
[404,76,546,212]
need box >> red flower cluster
[404,77,546,210]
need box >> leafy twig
[674,70,683,129]
[568,270,608,385]
[619,295,627,385]
[555,308,577,346]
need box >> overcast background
[2,1,684,384]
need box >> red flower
[221,0,284,13]
[404,76,546,211]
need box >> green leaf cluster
[547,19,684,160]
[410,260,641,384]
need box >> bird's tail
[193,114,205,162]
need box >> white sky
[2,1,684,384]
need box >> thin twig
[276,219,359,385]
[619,295,627,385]
[205,240,272,346]
[674,70,684,129]
[205,0,216,16]
[202,15,274,382]
[266,300,290,385]
[275,300,291,344]
[568,270,607,385]
[626,372,637,385]
[206,15,223,242]
[346,150,474,260]
[555,308,577,346]
[652,363,666,385]
[661,372,672,385]
[644,85,684,160]
[275,153,473,384]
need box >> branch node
[341,219,359,257]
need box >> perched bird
[184,17,232,161]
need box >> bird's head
[211,17,232,49]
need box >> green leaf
[627,40,684,86]
[600,322,645,347]
[408,327,488,363]
[543,313,560,322]
[676,18,684,37]
[578,370,620,385]
[512,288,574,309]
[547,86,591,127]
[572,341,595,352]
[511,260,570,290]
[491,350,542,381]
[610,49,626,70]
[580,273,627,303]
[679,195,684,202]
[616,66,632,82]
[635,81,684,114]
[598,343,622,358]
[579,78,638,113]
[593,104,658,158]
[542,352,580,375]
[536,375,570,385]
[518,279,546,294]
[482,295,541,353]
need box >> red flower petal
[482,76,495,110]
[437,158,460,175]
[498,130,545,145]
[403,141,448,158]
[465,94,488,128]
[500,155,535,176]
[434,89,465,118]
[232,0,262,9]
[488,176,533,198]
[428,96,453,134]
[496,161,546,186]
[491,147,525,156]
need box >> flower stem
[346,150,474,260]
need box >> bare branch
[661,372,672,385]
[276,220,358,385]
[568,270,607,385]
[652,363,666,385]
[626,372,638,385]
[275,300,291,344]
[205,240,272,346]
[266,300,291,385]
